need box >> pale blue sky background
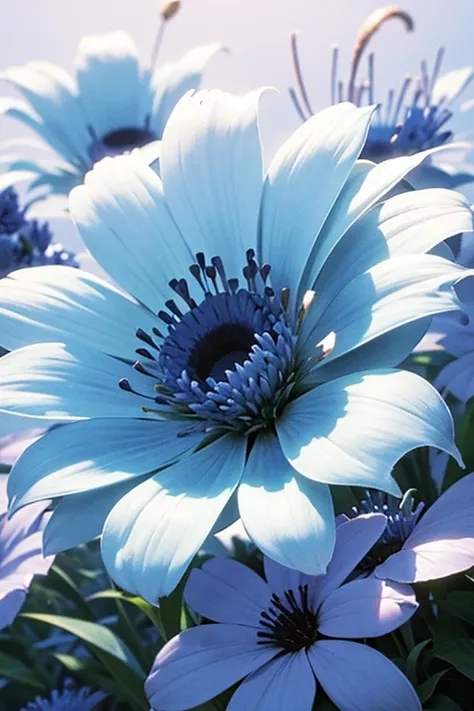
[1,0,474,257]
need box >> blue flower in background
[0,186,77,278]
[353,475,474,582]
[146,515,421,711]
[0,90,472,604]
[0,14,221,202]
[21,679,105,711]
[290,7,474,188]
[0,475,53,631]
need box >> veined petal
[259,103,374,300]
[160,89,264,278]
[184,557,271,627]
[69,155,192,313]
[42,477,148,555]
[375,473,474,583]
[238,431,335,574]
[262,557,316,604]
[277,369,460,493]
[0,342,156,420]
[151,44,224,136]
[101,434,246,601]
[318,578,417,638]
[301,255,471,373]
[0,64,89,165]
[75,31,146,137]
[296,149,444,297]
[8,418,199,513]
[227,651,316,711]
[308,640,421,711]
[0,586,27,631]
[0,266,158,358]
[146,624,275,711]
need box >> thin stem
[150,20,166,72]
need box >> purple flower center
[257,584,320,652]
[87,122,157,164]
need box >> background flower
[0,21,221,202]
[0,474,53,631]
[290,6,474,189]
[20,679,106,711]
[146,515,420,711]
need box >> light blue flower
[21,679,105,711]
[0,186,77,279]
[146,516,421,711]
[0,90,472,604]
[290,7,474,188]
[0,28,221,202]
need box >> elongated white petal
[277,369,460,493]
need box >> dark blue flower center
[355,490,424,571]
[88,123,157,164]
[257,585,320,652]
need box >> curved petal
[227,651,316,711]
[0,265,158,359]
[0,585,27,631]
[75,31,146,137]
[312,188,474,313]
[145,624,275,711]
[435,353,474,402]
[259,103,374,300]
[375,473,474,583]
[42,477,148,555]
[432,67,474,106]
[0,62,89,164]
[296,150,439,297]
[318,578,417,638]
[277,369,460,493]
[69,154,193,313]
[160,89,264,278]
[308,640,421,711]
[238,431,335,574]
[101,434,246,601]
[8,418,199,513]
[0,342,156,420]
[311,514,387,606]
[301,255,471,372]
[151,44,224,136]
[184,557,270,626]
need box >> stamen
[331,45,339,105]
[290,32,314,118]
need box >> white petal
[101,434,246,601]
[277,369,460,492]
[0,265,158,359]
[238,431,335,574]
[160,89,265,279]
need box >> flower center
[355,490,424,571]
[119,250,333,435]
[257,585,320,652]
[87,124,157,163]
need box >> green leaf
[427,695,464,711]
[159,577,187,639]
[434,640,474,682]
[437,592,474,626]
[55,654,130,703]
[21,613,144,677]
[406,639,431,684]
[443,399,474,490]
[417,670,448,703]
[0,650,46,690]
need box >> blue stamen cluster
[120,250,299,433]
[0,187,78,278]
[21,679,105,711]
[354,490,425,570]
